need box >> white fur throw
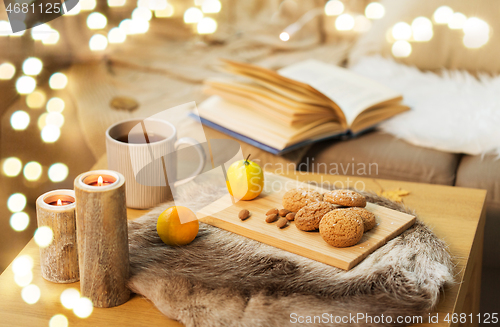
[350,56,500,156]
[127,183,453,327]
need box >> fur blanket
[127,184,454,327]
[351,56,500,157]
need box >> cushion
[349,0,500,73]
[302,131,461,185]
[456,154,500,268]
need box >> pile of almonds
[265,208,295,229]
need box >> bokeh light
[41,125,61,143]
[34,226,54,248]
[463,17,489,48]
[202,0,221,14]
[46,112,65,128]
[411,17,433,42]
[119,19,132,34]
[433,6,453,24]
[49,314,69,327]
[155,4,174,18]
[14,270,33,287]
[31,24,52,41]
[354,15,372,33]
[73,297,94,318]
[47,97,65,113]
[392,22,412,40]
[87,12,108,30]
[38,113,48,130]
[22,58,43,76]
[392,40,412,58]
[365,2,384,19]
[89,34,108,51]
[335,14,355,31]
[48,163,69,182]
[129,19,149,34]
[3,157,23,177]
[0,20,12,36]
[279,32,290,41]
[42,30,60,45]
[12,255,33,275]
[8,193,27,212]
[108,0,126,7]
[324,0,344,16]
[60,288,81,309]
[10,111,30,130]
[108,27,127,44]
[49,73,68,90]
[184,7,203,24]
[24,161,43,181]
[463,33,489,49]
[448,12,466,30]
[80,0,97,10]
[197,17,217,34]
[16,76,37,94]
[21,284,41,304]
[0,62,16,80]
[148,0,167,10]
[27,90,46,109]
[132,7,153,21]
[10,212,30,232]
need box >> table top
[0,172,486,327]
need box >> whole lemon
[157,206,199,246]
[226,154,264,201]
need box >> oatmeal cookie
[295,201,334,231]
[323,190,366,207]
[319,209,364,247]
[345,207,376,231]
[282,188,323,212]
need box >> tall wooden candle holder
[74,170,130,308]
[36,190,79,283]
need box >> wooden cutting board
[197,173,415,270]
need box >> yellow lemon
[157,206,199,246]
[226,154,264,201]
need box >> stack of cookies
[282,188,376,248]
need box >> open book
[197,59,409,154]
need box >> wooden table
[0,172,486,327]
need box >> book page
[278,60,402,126]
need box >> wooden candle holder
[74,170,130,308]
[36,190,79,283]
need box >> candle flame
[98,176,103,187]
[57,199,62,206]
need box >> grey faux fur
[127,183,454,327]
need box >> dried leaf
[377,188,410,202]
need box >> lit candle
[74,170,129,308]
[47,196,75,206]
[85,174,117,187]
[36,189,79,283]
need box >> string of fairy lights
[281,1,491,58]
[0,0,223,233]
[0,1,493,325]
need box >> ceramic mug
[106,118,206,209]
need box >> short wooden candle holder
[74,170,130,308]
[35,190,79,283]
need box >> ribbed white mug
[106,118,205,209]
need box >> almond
[266,208,279,215]
[238,209,250,220]
[277,217,288,228]
[265,214,278,223]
